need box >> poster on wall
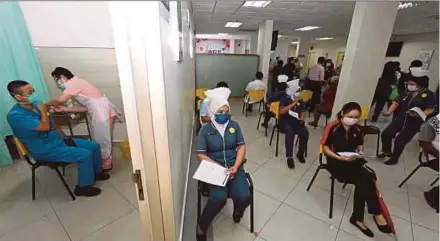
[196,39,231,54]
[415,50,434,70]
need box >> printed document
[193,160,230,187]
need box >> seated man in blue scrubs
[7,80,109,197]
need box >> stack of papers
[193,160,230,187]
[288,110,299,119]
[338,152,362,158]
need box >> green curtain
[0,2,50,166]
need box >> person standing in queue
[195,87,250,241]
[307,57,326,112]
[279,82,309,168]
[322,102,392,238]
[379,68,436,165]
[271,60,284,93]
[283,57,295,81]
[371,61,399,122]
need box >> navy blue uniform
[279,95,309,159]
[381,88,436,162]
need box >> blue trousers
[198,168,250,232]
[284,123,309,158]
[34,138,103,187]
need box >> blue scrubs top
[7,104,64,158]
[395,88,436,120]
[199,100,209,117]
[279,94,306,126]
[196,120,245,168]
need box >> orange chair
[242,89,265,117]
[268,102,282,157]
[360,106,380,157]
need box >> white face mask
[407,84,419,92]
[395,71,401,80]
[342,117,359,126]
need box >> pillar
[296,36,311,77]
[257,20,273,82]
[332,1,399,118]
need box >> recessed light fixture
[295,25,321,31]
[243,1,272,8]
[218,33,229,36]
[225,22,243,28]
[316,37,334,40]
[398,2,420,10]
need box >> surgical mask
[342,117,359,126]
[215,113,230,124]
[407,84,419,92]
[395,71,401,80]
[27,92,42,104]
[58,81,67,89]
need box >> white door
[109,2,176,241]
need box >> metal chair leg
[329,178,335,219]
[257,112,262,130]
[62,166,66,176]
[376,132,380,157]
[306,167,321,191]
[269,124,276,146]
[275,125,280,157]
[245,102,248,118]
[242,101,245,114]
[31,166,36,200]
[430,176,439,186]
[54,167,76,200]
[197,189,201,220]
[398,164,422,188]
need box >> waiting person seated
[200,81,229,125]
[322,102,392,238]
[6,80,109,197]
[261,76,289,128]
[379,69,436,165]
[279,81,309,167]
[244,72,266,112]
[309,77,339,127]
[195,87,250,241]
[419,114,439,211]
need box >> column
[257,20,273,82]
[296,35,311,77]
[332,1,399,118]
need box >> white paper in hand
[193,160,230,187]
[338,152,362,158]
[288,110,299,119]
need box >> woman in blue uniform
[379,68,436,165]
[196,88,250,241]
[323,102,392,238]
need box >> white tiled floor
[1,99,438,241]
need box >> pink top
[308,64,325,81]
[62,77,117,119]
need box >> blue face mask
[27,92,42,104]
[58,81,67,89]
[215,113,230,124]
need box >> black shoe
[350,216,374,238]
[95,172,111,181]
[384,158,398,165]
[233,210,243,223]
[74,185,101,197]
[424,191,438,212]
[374,217,393,234]
[287,158,295,169]
[297,154,306,163]
[377,153,392,159]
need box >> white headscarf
[204,87,231,137]
[286,79,301,99]
[410,67,428,77]
[278,74,289,83]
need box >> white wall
[160,2,195,238]
[310,32,439,89]
[273,39,290,63]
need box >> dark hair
[7,80,29,97]
[277,82,288,91]
[277,60,284,66]
[216,81,229,88]
[256,72,264,79]
[317,57,326,64]
[51,67,74,80]
[381,61,398,81]
[410,60,423,68]
[336,102,362,120]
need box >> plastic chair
[360,106,380,157]
[13,137,75,201]
[306,144,348,219]
[299,90,313,117]
[197,171,254,233]
[196,88,208,100]
[268,102,281,157]
[242,89,265,117]
[398,149,439,188]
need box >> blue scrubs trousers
[198,168,250,232]
[34,138,103,187]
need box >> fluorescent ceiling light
[243,1,272,8]
[398,2,420,10]
[225,22,243,28]
[278,35,284,38]
[316,37,334,41]
[295,25,321,31]
[218,33,229,36]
